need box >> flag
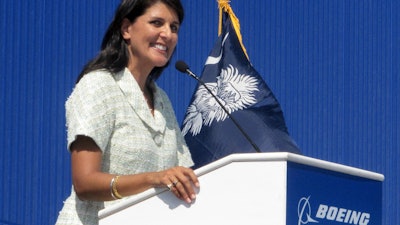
[182,1,301,169]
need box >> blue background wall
[1,0,398,224]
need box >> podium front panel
[286,162,382,225]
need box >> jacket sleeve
[65,71,116,152]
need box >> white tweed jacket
[56,68,193,225]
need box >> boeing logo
[315,204,370,225]
[297,196,371,225]
[297,196,319,225]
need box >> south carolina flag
[182,1,301,169]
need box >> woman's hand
[156,166,200,203]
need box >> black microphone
[175,60,261,153]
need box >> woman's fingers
[163,167,199,203]
[171,177,193,203]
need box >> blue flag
[182,7,301,169]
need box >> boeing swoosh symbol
[298,196,319,225]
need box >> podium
[99,153,384,225]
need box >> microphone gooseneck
[175,60,261,153]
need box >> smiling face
[121,2,180,74]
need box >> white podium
[99,153,384,225]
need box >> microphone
[175,60,261,153]
[175,60,202,82]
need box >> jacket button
[154,133,163,146]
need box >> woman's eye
[151,20,162,26]
[171,24,179,32]
[150,20,179,33]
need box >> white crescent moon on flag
[205,33,230,65]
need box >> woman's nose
[160,25,173,39]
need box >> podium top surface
[98,153,384,219]
[195,152,384,181]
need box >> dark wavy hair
[76,0,184,83]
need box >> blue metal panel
[1,0,118,224]
[0,0,398,224]
[287,162,382,224]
